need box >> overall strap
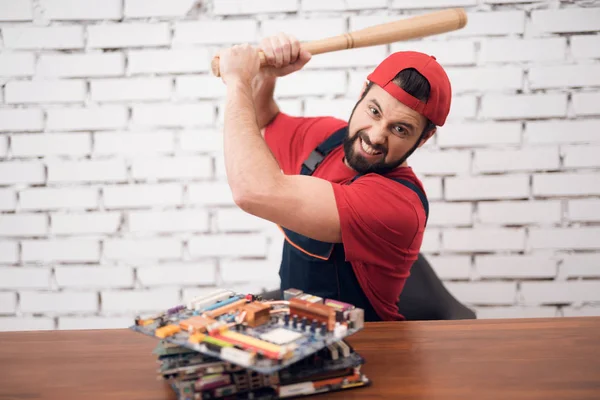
[300,126,348,176]
[351,175,429,226]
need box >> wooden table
[1,317,599,400]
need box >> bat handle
[211,51,268,78]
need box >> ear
[417,128,436,148]
[359,80,369,99]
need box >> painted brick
[104,238,182,261]
[391,0,476,8]
[573,92,600,117]
[560,254,600,279]
[420,228,441,253]
[446,175,529,201]
[48,160,127,183]
[91,78,172,102]
[174,20,257,45]
[137,262,216,286]
[0,242,18,264]
[6,80,85,104]
[47,106,128,131]
[40,0,121,20]
[128,210,210,233]
[0,53,35,76]
[128,49,210,74]
[530,65,600,89]
[215,208,273,232]
[0,136,6,157]
[426,255,471,279]
[124,0,197,18]
[0,317,54,331]
[260,18,344,42]
[59,316,132,330]
[176,76,226,99]
[446,66,523,94]
[131,103,215,128]
[220,259,279,284]
[409,149,471,176]
[443,228,526,252]
[531,8,600,34]
[12,133,91,157]
[22,239,100,263]
[533,173,600,197]
[481,94,567,120]
[446,96,477,120]
[301,0,385,11]
[421,178,442,201]
[475,255,557,279]
[188,234,267,258]
[55,266,133,289]
[428,202,473,227]
[38,53,125,78]
[563,145,600,168]
[188,182,235,206]
[101,288,180,313]
[304,99,357,121]
[476,307,557,319]
[88,23,170,48]
[521,281,600,305]
[445,282,517,305]
[3,26,83,49]
[0,267,51,289]
[478,200,562,225]
[447,11,525,37]
[276,71,346,97]
[350,15,400,32]
[131,156,212,180]
[19,187,98,211]
[0,292,16,313]
[568,199,600,223]
[51,212,121,235]
[438,122,521,148]
[0,161,45,185]
[473,147,560,173]
[103,184,183,209]
[311,46,389,70]
[526,120,600,144]
[391,39,476,66]
[0,0,33,21]
[0,214,47,237]
[480,38,566,63]
[571,35,600,59]
[0,109,43,132]
[214,0,297,15]
[529,228,600,251]
[94,131,175,155]
[0,189,16,211]
[20,291,97,313]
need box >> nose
[368,124,388,146]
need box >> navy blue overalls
[278,126,429,322]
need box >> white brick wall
[1,0,600,331]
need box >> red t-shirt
[264,112,427,321]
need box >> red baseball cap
[366,51,452,127]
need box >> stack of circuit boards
[131,288,370,399]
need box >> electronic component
[259,328,303,345]
[283,288,303,300]
[220,346,257,367]
[241,302,271,327]
[289,298,336,331]
[179,316,215,334]
[156,324,181,339]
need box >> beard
[342,130,407,175]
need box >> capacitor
[310,319,318,333]
[320,322,327,335]
[292,314,298,329]
[284,314,290,326]
[301,316,307,329]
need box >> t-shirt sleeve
[264,112,347,175]
[331,175,425,267]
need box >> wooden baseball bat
[210,8,467,77]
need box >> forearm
[251,72,279,129]
[223,79,282,207]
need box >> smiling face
[344,83,436,175]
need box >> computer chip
[259,328,304,345]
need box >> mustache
[356,131,387,154]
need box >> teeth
[360,138,381,155]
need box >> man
[217,33,452,322]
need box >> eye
[393,125,406,135]
[368,106,379,116]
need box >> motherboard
[130,288,365,374]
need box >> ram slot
[205,298,247,318]
[187,289,234,311]
[213,331,284,360]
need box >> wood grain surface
[1,317,599,400]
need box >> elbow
[232,187,265,216]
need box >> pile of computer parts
[131,288,370,399]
